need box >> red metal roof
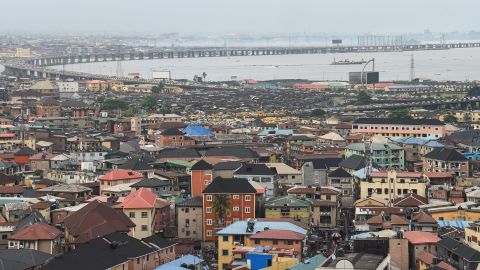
[403,231,441,245]
[120,188,157,209]
[99,169,143,181]
[0,133,16,138]
[417,251,436,264]
[9,222,61,240]
[249,229,306,240]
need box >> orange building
[191,159,213,197]
[14,147,35,167]
[157,128,195,147]
[98,169,144,195]
[202,177,256,241]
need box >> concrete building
[264,196,310,224]
[345,143,405,170]
[176,196,203,241]
[352,118,446,139]
[422,147,469,177]
[361,170,427,202]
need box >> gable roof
[14,147,35,156]
[204,147,259,159]
[9,222,61,241]
[393,193,428,207]
[191,159,213,171]
[213,161,242,171]
[412,211,437,224]
[183,125,213,136]
[161,127,184,136]
[328,168,352,178]
[338,155,369,170]
[265,196,310,208]
[202,177,256,194]
[42,232,155,270]
[98,169,143,181]
[424,147,467,161]
[307,157,343,170]
[0,249,53,270]
[158,149,200,159]
[119,188,157,209]
[235,163,276,176]
[63,201,135,244]
[118,158,152,171]
[176,196,203,207]
[129,178,170,188]
[403,231,441,245]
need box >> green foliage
[310,108,326,117]
[141,96,158,112]
[159,102,172,114]
[102,99,129,110]
[443,114,458,123]
[468,85,480,97]
[121,111,135,117]
[212,194,230,226]
[388,108,412,119]
[356,90,372,105]
[151,82,165,94]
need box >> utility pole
[410,54,415,82]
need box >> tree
[468,85,480,97]
[443,114,458,123]
[356,90,371,105]
[159,102,172,114]
[122,111,135,117]
[151,82,164,94]
[212,194,230,226]
[310,108,326,117]
[202,72,207,83]
[102,99,129,110]
[388,108,412,119]
[141,96,158,112]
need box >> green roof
[264,196,310,208]
[167,160,194,168]
[287,254,327,270]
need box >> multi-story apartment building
[360,170,427,202]
[202,177,256,242]
[190,159,213,197]
[351,118,446,139]
[345,142,405,169]
[176,196,203,241]
[216,219,307,270]
[422,147,469,177]
[264,196,310,224]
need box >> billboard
[152,70,171,80]
[349,72,379,84]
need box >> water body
[53,47,480,82]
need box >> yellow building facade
[360,170,427,202]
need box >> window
[326,195,331,200]
[233,206,239,212]
[223,235,229,242]
[141,212,148,218]
[233,195,239,199]
[286,240,294,245]
[222,249,229,256]
[206,195,213,201]
[245,207,251,213]
[141,225,148,231]
[273,240,278,245]
[206,207,212,213]
[255,239,260,244]
[245,195,251,201]
[207,230,212,236]
[129,212,136,218]
[207,219,213,225]
[185,208,189,213]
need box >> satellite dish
[335,259,354,269]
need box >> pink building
[351,118,446,139]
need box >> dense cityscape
[0,1,480,270]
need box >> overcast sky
[1,0,479,35]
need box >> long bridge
[1,41,480,84]
[27,42,480,67]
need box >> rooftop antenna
[409,54,415,82]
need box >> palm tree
[212,194,230,226]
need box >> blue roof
[437,219,472,229]
[257,129,293,136]
[353,167,379,180]
[154,255,204,270]
[216,220,307,236]
[183,125,213,136]
[424,141,444,148]
[402,137,426,145]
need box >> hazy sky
[1,0,479,35]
